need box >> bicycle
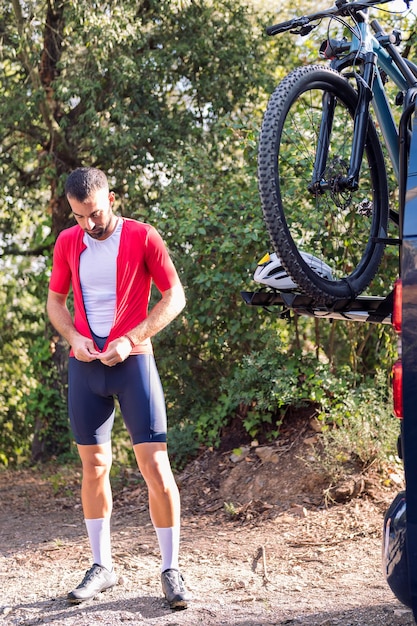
[258,0,416,305]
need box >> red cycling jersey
[49,217,180,355]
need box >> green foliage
[0,345,34,466]
[26,335,73,461]
[148,114,281,444]
[0,265,47,465]
[224,501,239,517]
[195,340,356,447]
[0,0,403,471]
[314,370,400,481]
[0,0,276,464]
[194,344,400,484]
[167,422,201,472]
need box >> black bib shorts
[68,353,168,446]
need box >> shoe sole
[168,599,188,610]
[67,584,116,604]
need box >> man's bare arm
[47,289,100,361]
[98,283,186,366]
[126,283,186,345]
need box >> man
[47,167,189,609]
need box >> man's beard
[85,216,113,240]
[86,227,106,240]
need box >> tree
[1,0,405,465]
[0,0,279,462]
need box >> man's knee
[135,445,173,489]
[78,445,112,480]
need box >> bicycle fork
[308,51,377,195]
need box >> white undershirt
[79,220,122,337]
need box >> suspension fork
[346,51,377,189]
[308,51,377,194]
[307,91,337,194]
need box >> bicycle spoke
[258,65,388,303]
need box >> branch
[10,0,72,159]
[1,243,52,257]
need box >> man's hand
[72,336,101,362]
[98,336,132,367]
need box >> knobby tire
[258,65,389,305]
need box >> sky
[385,0,417,30]
[354,0,415,19]
[388,0,415,15]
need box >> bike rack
[242,99,417,621]
[241,290,393,324]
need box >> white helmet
[253,251,333,290]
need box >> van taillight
[392,279,402,333]
[392,359,403,419]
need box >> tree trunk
[18,1,78,462]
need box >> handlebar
[266,0,401,37]
[266,17,312,37]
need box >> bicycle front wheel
[258,65,389,305]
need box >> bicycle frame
[347,17,416,181]
[272,1,417,204]
[258,0,417,303]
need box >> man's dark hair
[65,167,109,201]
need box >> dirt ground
[0,415,415,626]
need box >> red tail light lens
[392,279,402,333]
[392,359,403,418]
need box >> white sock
[155,526,180,572]
[85,518,113,571]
